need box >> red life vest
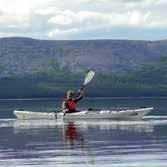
[63,98,77,110]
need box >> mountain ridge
[1,37,167,78]
[1,37,167,97]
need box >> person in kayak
[62,90,83,114]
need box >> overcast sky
[0,0,167,40]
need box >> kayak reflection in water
[62,90,83,115]
[62,122,95,165]
[64,122,84,147]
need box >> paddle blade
[83,71,95,85]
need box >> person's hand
[78,89,84,95]
[63,109,69,113]
[63,109,68,116]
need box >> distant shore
[0,96,167,101]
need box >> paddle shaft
[75,84,85,97]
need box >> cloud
[0,32,18,37]
[35,7,61,16]
[81,0,155,4]
[48,10,109,27]
[48,28,79,39]
[156,0,167,4]
[48,9,153,28]
[0,11,30,27]
[0,0,55,14]
[80,0,110,2]
[0,0,167,40]
[46,7,167,39]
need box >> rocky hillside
[1,37,167,98]
[0,37,167,78]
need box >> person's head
[67,90,74,99]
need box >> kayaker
[62,90,83,114]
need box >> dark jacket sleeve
[74,92,83,103]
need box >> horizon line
[0,36,167,42]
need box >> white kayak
[14,107,153,120]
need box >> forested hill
[0,37,167,98]
[1,37,167,77]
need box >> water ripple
[0,118,167,166]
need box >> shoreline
[0,96,167,101]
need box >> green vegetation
[1,58,167,98]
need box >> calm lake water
[0,98,167,167]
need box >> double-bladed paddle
[63,70,95,116]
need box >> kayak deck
[14,107,153,120]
